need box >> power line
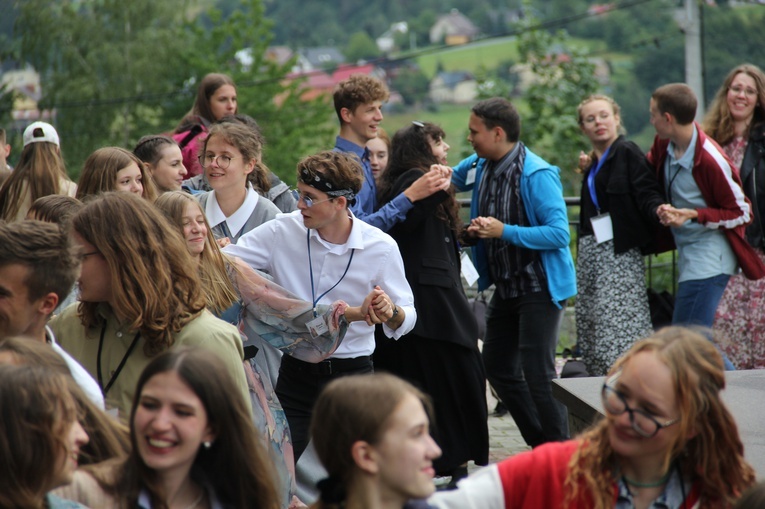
[42,0,660,110]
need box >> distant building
[296,47,346,72]
[429,71,478,104]
[0,66,53,125]
[283,63,385,103]
[376,22,409,54]
[430,9,479,46]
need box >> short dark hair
[652,83,697,125]
[0,220,80,303]
[333,74,389,123]
[471,97,521,142]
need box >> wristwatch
[391,305,399,319]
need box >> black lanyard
[97,323,141,396]
[307,229,354,317]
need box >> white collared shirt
[205,184,260,238]
[46,326,105,409]
[224,210,416,358]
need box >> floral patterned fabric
[714,248,765,369]
[713,137,765,369]
[575,235,653,376]
[228,258,348,507]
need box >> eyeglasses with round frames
[297,193,334,208]
[601,378,679,438]
[198,154,239,170]
[729,85,758,98]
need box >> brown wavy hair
[333,74,389,123]
[0,139,71,221]
[76,147,158,202]
[104,347,279,509]
[564,327,755,509]
[703,64,765,146]
[154,191,239,314]
[71,192,205,356]
[0,364,80,508]
[0,336,130,465]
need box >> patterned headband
[299,168,357,205]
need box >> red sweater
[497,441,701,509]
[647,124,765,280]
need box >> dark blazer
[385,168,479,350]
[740,123,765,249]
[580,136,665,255]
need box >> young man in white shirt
[225,150,416,460]
[0,220,104,408]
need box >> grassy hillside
[413,36,519,78]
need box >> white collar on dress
[205,184,260,236]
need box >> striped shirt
[477,142,546,299]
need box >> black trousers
[276,354,373,462]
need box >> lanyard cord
[97,323,141,396]
[587,145,611,213]
[307,229,355,317]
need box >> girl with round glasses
[703,64,765,369]
[431,327,754,509]
[196,122,280,244]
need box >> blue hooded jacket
[452,149,576,307]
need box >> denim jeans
[673,274,736,370]
[481,291,568,447]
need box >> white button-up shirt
[225,210,416,358]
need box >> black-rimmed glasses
[601,378,679,438]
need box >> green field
[413,36,519,79]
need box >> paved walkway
[468,390,530,474]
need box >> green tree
[15,0,333,183]
[344,31,381,63]
[15,0,195,177]
[183,0,334,183]
[391,67,431,106]
[513,2,599,194]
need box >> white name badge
[591,213,614,244]
[307,315,329,338]
[461,251,480,287]
[465,167,476,186]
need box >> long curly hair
[702,64,765,146]
[71,192,205,356]
[565,327,755,509]
[154,191,239,314]
[378,122,460,232]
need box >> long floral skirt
[713,248,765,369]
[575,235,653,376]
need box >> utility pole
[684,0,704,121]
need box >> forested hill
[229,0,596,48]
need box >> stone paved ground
[467,388,530,474]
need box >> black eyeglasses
[601,376,679,438]
[198,154,239,170]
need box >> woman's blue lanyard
[307,229,355,317]
[587,145,611,213]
